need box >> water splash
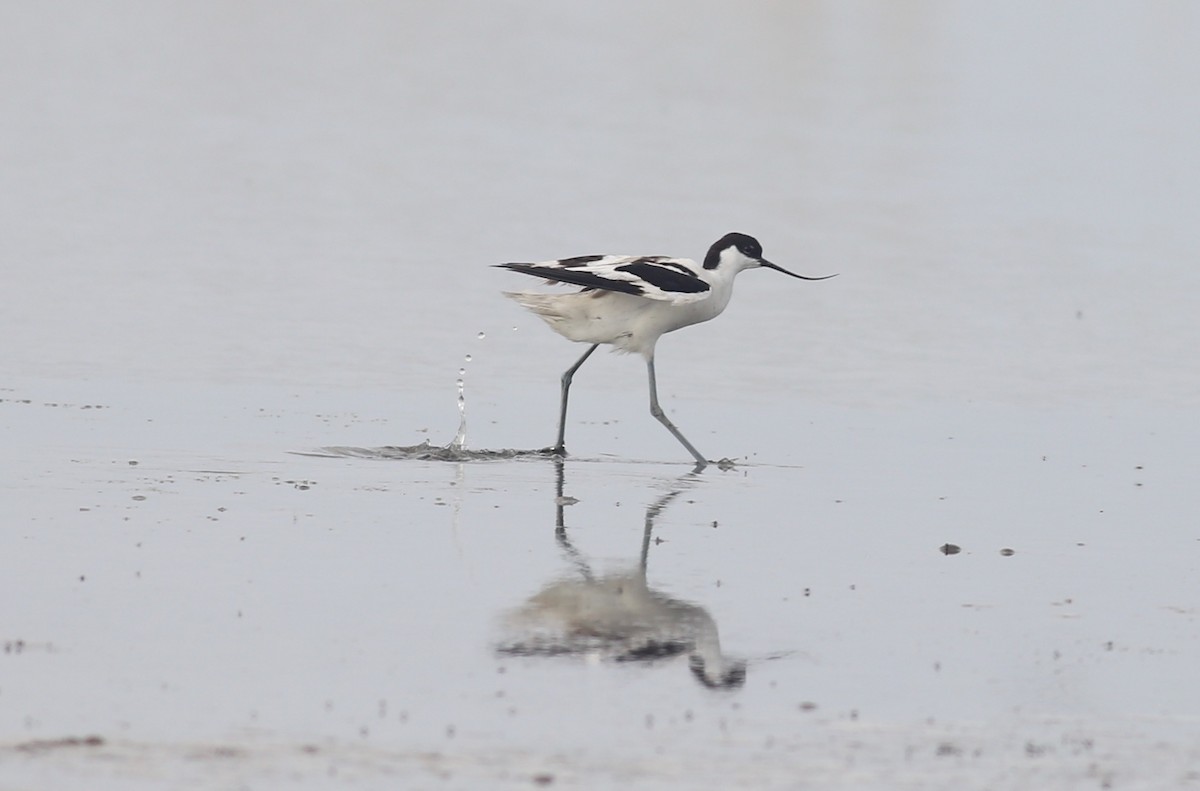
[451,366,468,451]
[450,330,483,451]
[304,328,587,462]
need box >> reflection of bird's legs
[552,457,593,581]
[553,457,565,534]
[553,459,698,582]
[641,489,683,571]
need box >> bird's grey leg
[552,343,599,455]
[646,357,708,468]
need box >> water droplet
[477,331,486,340]
[458,368,465,377]
[464,354,472,363]
[511,326,518,332]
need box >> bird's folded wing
[495,256,711,304]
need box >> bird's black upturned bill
[760,260,837,281]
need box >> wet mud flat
[3,718,1199,790]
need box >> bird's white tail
[503,291,572,329]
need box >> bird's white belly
[542,291,724,356]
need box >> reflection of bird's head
[688,655,748,689]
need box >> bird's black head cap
[703,232,762,269]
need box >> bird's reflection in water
[496,460,746,689]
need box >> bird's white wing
[495,255,711,304]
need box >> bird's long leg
[552,343,599,455]
[646,356,708,468]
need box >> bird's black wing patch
[615,261,710,294]
[495,263,645,295]
[557,254,605,268]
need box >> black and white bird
[496,232,834,467]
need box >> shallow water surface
[4,381,1198,788]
